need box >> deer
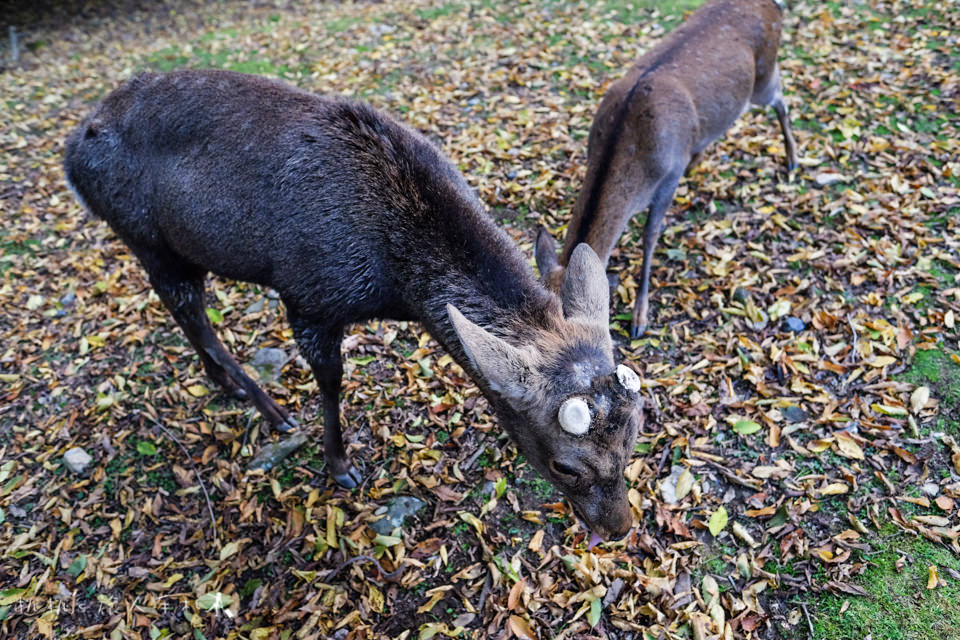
[64,69,646,541]
[536,0,798,338]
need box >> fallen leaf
[708,507,728,536]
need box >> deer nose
[604,501,634,540]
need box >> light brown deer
[537,0,798,337]
[64,70,645,540]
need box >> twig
[646,388,662,422]
[656,443,671,476]
[9,27,18,64]
[703,459,762,490]
[147,415,219,547]
[476,571,493,614]
[800,601,815,637]
[463,437,488,470]
[241,408,257,455]
[847,314,858,365]
[323,554,405,582]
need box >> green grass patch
[807,529,960,640]
[896,347,960,438]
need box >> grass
[897,347,960,438]
[795,345,960,638]
[805,528,960,640]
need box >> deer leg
[753,63,798,172]
[632,172,681,338]
[138,249,297,433]
[772,96,798,173]
[684,150,705,176]
[291,319,360,488]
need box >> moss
[896,347,960,438]
[808,530,960,640]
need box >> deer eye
[550,460,581,480]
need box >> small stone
[921,482,939,497]
[814,172,847,187]
[250,348,288,382]
[481,480,497,497]
[371,496,427,534]
[452,613,476,628]
[244,299,265,315]
[63,447,93,474]
[733,287,750,303]
[660,465,686,506]
[247,433,308,472]
[782,405,809,423]
[60,292,76,307]
[782,316,805,333]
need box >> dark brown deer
[537,0,798,337]
[64,70,645,540]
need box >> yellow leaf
[187,384,210,397]
[220,541,239,560]
[869,355,897,368]
[528,529,544,553]
[911,386,930,414]
[872,403,908,416]
[808,438,833,453]
[368,585,384,614]
[416,586,453,614]
[928,565,940,590]
[675,468,694,501]
[821,482,849,496]
[458,511,484,536]
[814,549,834,562]
[834,432,865,460]
[162,573,183,589]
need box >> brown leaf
[508,577,526,612]
[508,615,536,640]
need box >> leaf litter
[1,0,959,638]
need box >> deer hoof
[630,323,647,339]
[275,417,298,433]
[333,466,362,489]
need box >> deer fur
[537,0,798,336]
[63,70,645,540]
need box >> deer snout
[594,499,633,541]
[573,486,634,542]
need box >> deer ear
[561,243,609,324]
[535,226,562,288]
[447,304,533,401]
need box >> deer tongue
[586,531,604,550]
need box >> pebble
[814,172,847,187]
[371,496,427,534]
[244,299,265,315]
[782,316,805,333]
[921,482,939,497]
[781,405,809,423]
[250,348,288,382]
[63,447,93,474]
[660,465,687,506]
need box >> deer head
[448,244,644,540]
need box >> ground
[1,0,959,639]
